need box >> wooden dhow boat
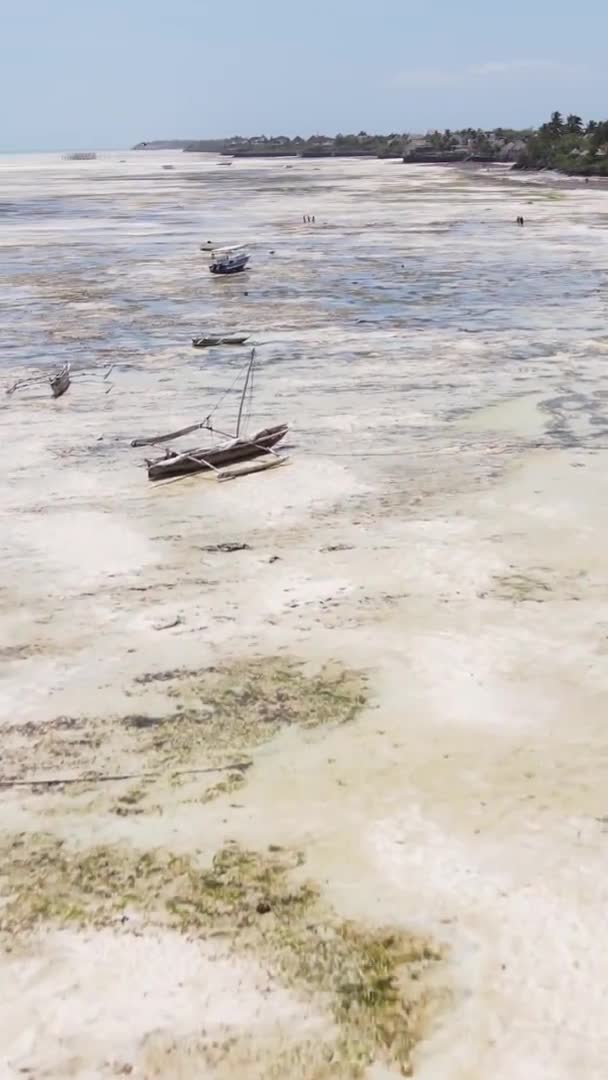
[133,350,288,482]
[192,334,249,348]
[50,363,71,398]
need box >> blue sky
[1,0,607,150]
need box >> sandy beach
[1,151,608,1078]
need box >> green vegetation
[515,112,608,176]
[183,129,531,161]
[6,658,368,789]
[403,126,531,162]
[0,834,444,1076]
[132,657,368,762]
[198,768,247,804]
[135,115,608,173]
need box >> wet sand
[1,152,608,1078]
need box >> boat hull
[192,335,249,348]
[209,261,248,275]
[147,424,288,480]
[50,364,71,399]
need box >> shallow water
[2,153,607,446]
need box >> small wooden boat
[50,363,71,399]
[6,360,115,399]
[147,424,288,480]
[139,349,288,482]
[192,334,249,348]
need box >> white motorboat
[208,246,250,275]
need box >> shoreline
[455,159,608,190]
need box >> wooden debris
[152,616,183,630]
[199,543,251,553]
[0,761,253,789]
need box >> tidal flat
[1,151,608,1078]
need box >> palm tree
[566,114,583,134]
[590,120,608,150]
[549,111,564,134]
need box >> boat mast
[236,348,255,437]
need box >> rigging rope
[206,353,254,423]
